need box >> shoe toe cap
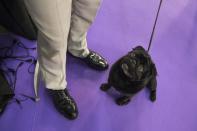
[68,112,78,120]
[61,104,78,120]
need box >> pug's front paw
[150,91,156,102]
[116,96,131,106]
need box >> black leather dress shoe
[82,51,109,70]
[47,89,78,120]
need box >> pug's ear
[121,63,133,78]
[134,46,145,51]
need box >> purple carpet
[0,0,197,131]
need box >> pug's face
[121,46,152,81]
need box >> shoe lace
[89,52,102,62]
[57,91,76,110]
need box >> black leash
[147,0,163,52]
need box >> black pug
[100,46,157,105]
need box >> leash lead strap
[148,0,163,52]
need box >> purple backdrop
[0,0,197,131]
